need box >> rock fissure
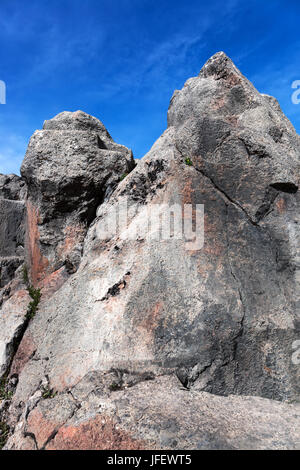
[194,165,259,226]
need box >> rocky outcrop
[6,375,300,451]
[0,174,27,387]
[0,112,136,445]
[21,110,135,285]
[1,53,300,450]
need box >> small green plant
[0,421,9,449]
[185,157,193,166]
[22,265,42,321]
[120,172,128,181]
[26,286,41,321]
[109,382,122,392]
[0,376,12,402]
[41,386,57,400]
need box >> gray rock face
[2,53,300,450]
[21,110,135,284]
[0,283,29,377]
[0,257,23,290]
[0,200,25,259]
[0,174,26,201]
[0,177,27,381]
[168,52,299,222]
[0,196,25,289]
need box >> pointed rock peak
[43,110,111,135]
[199,51,242,81]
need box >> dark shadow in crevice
[270,182,298,194]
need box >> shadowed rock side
[0,175,27,379]
[0,174,26,288]
[1,53,300,450]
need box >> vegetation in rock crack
[109,382,122,392]
[120,172,128,181]
[22,265,42,321]
[185,157,193,166]
[0,376,13,401]
[26,286,42,321]
[0,421,9,449]
[41,386,57,400]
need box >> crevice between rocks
[175,143,259,226]
[0,266,42,448]
[270,182,298,194]
[194,165,258,227]
[23,431,38,450]
[225,205,246,361]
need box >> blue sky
[0,0,300,174]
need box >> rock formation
[0,52,299,450]
[0,174,26,288]
[21,110,135,284]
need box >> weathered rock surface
[0,285,29,377]
[21,110,135,285]
[5,376,300,450]
[0,174,26,201]
[0,180,25,289]
[0,174,27,381]
[1,52,300,450]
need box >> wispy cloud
[83,0,241,103]
[248,41,300,130]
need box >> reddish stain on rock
[181,177,194,205]
[275,197,286,214]
[212,96,226,111]
[39,266,68,297]
[140,302,163,333]
[203,214,224,257]
[136,301,164,350]
[26,201,49,286]
[57,224,86,259]
[10,330,36,377]
[226,115,238,127]
[45,415,148,450]
[225,72,241,88]
[26,408,60,449]
[13,289,28,301]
